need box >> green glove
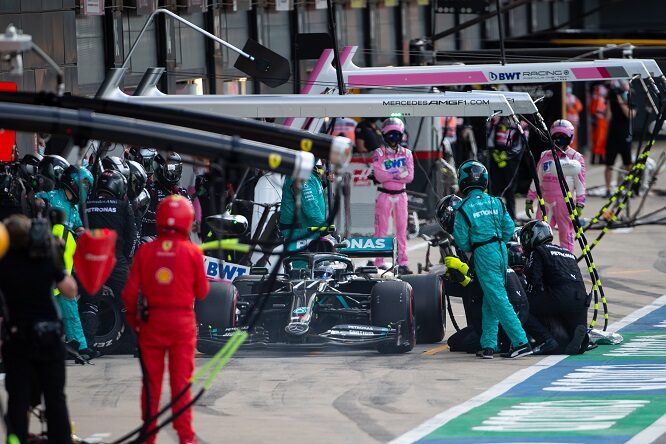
[525,200,534,219]
[445,256,469,275]
[575,203,584,217]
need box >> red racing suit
[527,147,586,252]
[371,145,414,266]
[122,233,209,444]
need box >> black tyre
[371,280,415,354]
[195,282,237,355]
[93,286,127,355]
[401,274,445,344]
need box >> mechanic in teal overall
[451,160,532,359]
[279,163,327,252]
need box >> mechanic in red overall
[122,195,209,444]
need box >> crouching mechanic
[520,220,590,355]
[452,161,531,359]
[372,118,414,274]
[122,195,209,444]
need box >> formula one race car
[195,236,445,354]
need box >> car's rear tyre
[195,282,237,355]
[371,280,415,354]
[401,274,445,344]
[94,287,130,355]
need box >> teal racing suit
[36,189,83,232]
[453,189,528,351]
[280,172,326,251]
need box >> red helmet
[156,195,194,236]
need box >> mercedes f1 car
[195,236,445,354]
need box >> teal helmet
[78,167,94,202]
[457,160,488,195]
[62,165,94,204]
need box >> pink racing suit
[527,147,586,252]
[372,145,414,266]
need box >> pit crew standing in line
[371,118,414,274]
[80,169,137,355]
[122,195,209,444]
[526,119,586,253]
[141,152,189,238]
[452,160,531,359]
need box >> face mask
[384,131,402,147]
[552,134,570,149]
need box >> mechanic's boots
[398,265,414,275]
[565,325,588,355]
[476,348,494,359]
[501,343,533,359]
[533,338,559,355]
[79,348,100,360]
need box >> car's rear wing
[337,236,396,259]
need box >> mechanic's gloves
[445,256,471,287]
[575,203,585,217]
[525,200,534,219]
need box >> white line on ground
[407,241,428,252]
[389,294,666,444]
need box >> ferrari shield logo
[162,240,173,251]
[268,153,282,170]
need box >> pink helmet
[381,117,405,135]
[550,119,575,144]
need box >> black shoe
[501,343,533,358]
[398,265,414,275]
[476,348,494,359]
[565,325,588,355]
[79,348,100,360]
[533,338,559,355]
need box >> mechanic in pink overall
[371,118,415,274]
[526,119,586,253]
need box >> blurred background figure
[354,117,384,154]
[565,84,583,150]
[589,83,610,164]
[605,80,636,197]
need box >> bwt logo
[489,72,521,81]
[384,158,407,169]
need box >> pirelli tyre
[94,286,131,355]
[195,282,238,355]
[371,280,415,354]
[401,274,445,344]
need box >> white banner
[204,256,250,282]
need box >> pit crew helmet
[381,117,405,147]
[102,156,130,182]
[436,194,462,234]
[19,153,43,188]
[550,119,575,149]
[97,169,128,200]
[133,188,151,219]
[457,160,488,196]
[154,152,183,187]
[127,160,148,199]
[156,194,194,236]
[128,147,157,177]
[37,155,70,192]
[519,220,553,252]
